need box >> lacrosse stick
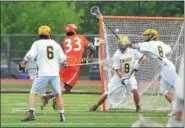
[127,54,145,79]
[131,114,164,127]
[67,58,113,68]
[90,6,120,39]
[107,84,127,107]
[26,58,114,76]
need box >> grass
[1,84,101,91]
[1,93,168,127]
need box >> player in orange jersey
[41,24,95,110]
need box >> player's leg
[52,83,73,110]
[50,76,65,122]
[89,75,120,111]
[132,89,141,112]
[21,77,49,121]
[40,66,75,109]
[130,77,141,112]
[160,78,176,116]
[89,93,108,111]
[40,93,55,110]
[52,66,81,110]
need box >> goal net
[98,16,184,112]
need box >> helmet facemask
[143,35,151,41]
[117,35,130,52]
[64,24,78,36]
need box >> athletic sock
[30,108,35,111]
[29,108,35,116]
[60,110,64,114]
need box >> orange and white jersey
[112,48,143,77]
[62,34,89,65]
[24,39,66,76]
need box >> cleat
[136,105,142,112]
[52,98,58,110]
[60,113,65,122]
[89,105,98,111]
[21,110,36,121]
[40,94,53,110]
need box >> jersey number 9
[47,46,54,59]
[124,63,130,73]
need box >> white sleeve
[24,42,38,62]
[134,49,144,61]
[162,43,172,55]
[136,42,150,53]
[112,52,120,70]
[58,45,67,63]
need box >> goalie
[89,35,147,112]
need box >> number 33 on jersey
[62,35,89,64]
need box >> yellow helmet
[117,35,130,49]
[143,29,158,41]
[118,35,130,44]
[38,26,51,37]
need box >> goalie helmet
[143,29,158,41]
[64,24,78,35]
[117,35,131,50]
[38,26,51,37]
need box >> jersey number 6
[47,46,54,59]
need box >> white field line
[2,115,168,119]
[11,108,89,112]
[1,123,138,126]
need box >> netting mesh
[99,16,184,111]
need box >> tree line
[1,1,184,35]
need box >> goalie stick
[128,54,145,79]
[90,6,120,40]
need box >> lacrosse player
[89,35,147,112]
[41,24,96,110]
[167,55,184,127]
[129,28,179,116]
[18,26,67,122]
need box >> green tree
[1,1,84,58]
[1,1,84,34]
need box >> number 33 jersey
[62,34,89,65]
[112,48,143,77]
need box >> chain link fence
[1,34,100,80]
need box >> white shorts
[30,76,61,95]
[160,65,178,95]
[105,74,138,95]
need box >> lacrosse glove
[17,62,26,72]
[60,62,66,69]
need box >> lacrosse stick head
[90,6,103,19]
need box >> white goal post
[98,16,184,112]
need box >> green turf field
[1,92,168,127]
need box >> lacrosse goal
[98,16,184,112]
